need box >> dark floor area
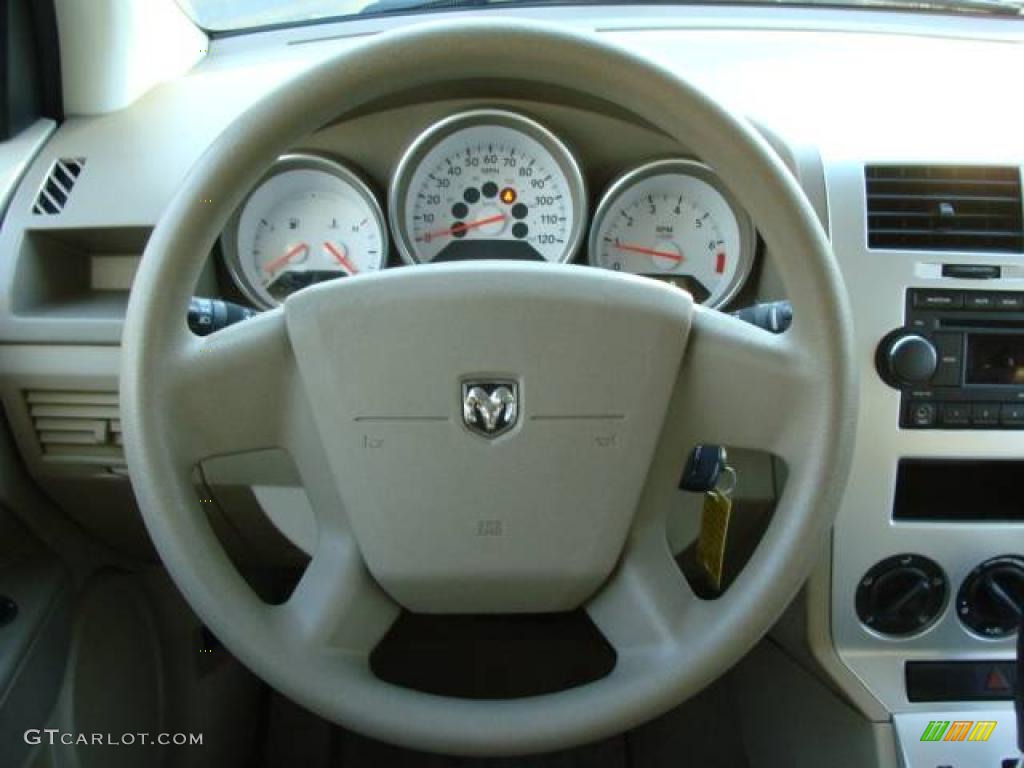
[248,670,747,768]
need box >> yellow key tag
[696,488,733,592]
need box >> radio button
[999,404,1024,427]
[971,403,1000,427]
[940,403,970,427]
[911,289,963,310]
[931,333,963,386]
[907,402,937,428]
[964,293,997,311]
[994,294,1023,311]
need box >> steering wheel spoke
[671,306,814,462]
[165,311,294,464]
[276,533,400,653]
[586,523,697,657]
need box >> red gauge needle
[263,242,309,274]
[613,242,684,262]
[417,213,506,242]
[324,241,358,275]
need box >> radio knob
[878,332,938,386]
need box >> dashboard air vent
[32,157,86,215]
[25,390,123,466]
[865,165,1024,253]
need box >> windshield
[178,0,1021,31]
[178,0,367,30]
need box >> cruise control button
[940,403,970,426]
[971,403,1000,426]
[1000,403,1024,427]
[907,402,937,428]
[911,290,963,310]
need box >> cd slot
[938,317,1024,330]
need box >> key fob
[679,444,727,493]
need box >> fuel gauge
[223,154,387,309]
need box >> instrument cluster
[220,108,755,310]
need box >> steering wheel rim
[121,19,856,756]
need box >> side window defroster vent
[32,157,86,215]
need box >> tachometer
[588,159,754,307]
[390,110,586,264]
[223,154,387,309]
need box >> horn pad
[285,262,692,613]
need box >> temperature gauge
[223,154,387,309]
[588,159,754,307]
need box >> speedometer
[390,110,586,264]
[588,159,755,307]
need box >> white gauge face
[226,156,387,308]
[391,111,586,264]
[589,161,753,307]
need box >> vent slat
[51,166,75,189]
[868,212,1019,225]
[866,164,1024,253]
[46,173,71,198]
[26,391,119,406]
[41,445,125,464]
[32,157,85,216]
[29,404,120,419]
[868,193,1021,204]
[39,430,105,446]
[865,165,1019,178]
[34,417,108,436]
[869,229,1022,239]
[39,186,64,210]
[868,177,1020,187]
[55,159,83,179]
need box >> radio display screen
[966,334,1024,385]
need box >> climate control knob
[957,556,1024,638]
[856,554,947,637]
[877,331,938,387]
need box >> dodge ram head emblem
[462,380,519,437]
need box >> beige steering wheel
[120,19,856,756]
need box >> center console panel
[822,153,1024,766]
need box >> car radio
[878,289,1024,429]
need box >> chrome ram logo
[461,380,519,437]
